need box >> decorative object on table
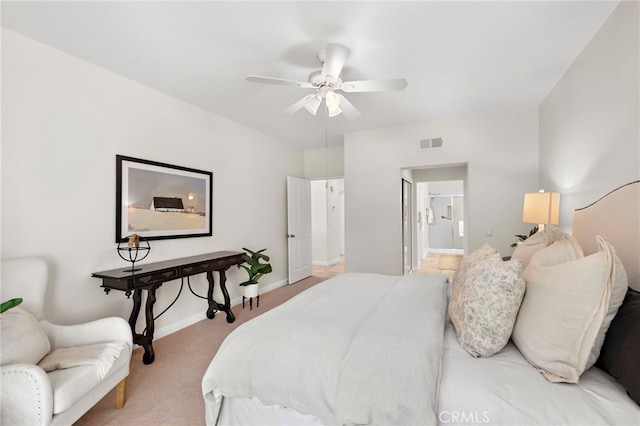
[115,155,212,242]
[510,225,539,247]
[0,297,23,313]
[239,248,273,310]
[117,233,150,272]
[127,233,140,248]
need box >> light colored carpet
[75,275,325,426]
[76,255,456,426]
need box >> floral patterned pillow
[448,244,501,322]
[451,258,525,357]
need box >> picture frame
[116,155,212,242]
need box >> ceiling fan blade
[338,94,362,120]
[321,44,350,84]
[340,78,408,93]
[279,94,316,116]
[247,75,315,89]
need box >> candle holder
[117,234,150,272]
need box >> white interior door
[287,176,312,284]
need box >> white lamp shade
[325,90,341,108]
[304,95,321,115]
[522,192,560,225]
[325,90,342,117]
[327,105,342,117]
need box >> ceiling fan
[246,43,408,119]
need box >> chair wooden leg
[115,378,127,409]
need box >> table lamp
[522,190,560,232]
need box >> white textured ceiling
[1,1,619,150]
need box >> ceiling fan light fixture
[327,105,342,118]
[325,90,342,117]
[304,94,321,115]
[325,89,341,107]
[248,43,406,120]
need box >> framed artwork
[116,155,212,242]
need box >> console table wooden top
[92,250,243,286]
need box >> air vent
[419,137,443,150]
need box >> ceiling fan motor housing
[308,70,342,88]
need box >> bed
[202,181,640,425]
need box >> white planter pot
[243,284,259,298]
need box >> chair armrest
[1,364,53,426]
[44,317,133,351]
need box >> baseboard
[312,257,341,267]
[153,278,289,340]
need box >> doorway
[428,195,464,250]
[310,179,345,278]
[418,179,464,257]
[402,179,412,274]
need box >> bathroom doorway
[429,194,464,250]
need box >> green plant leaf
[240,248,273,284]
[0,298,23,314]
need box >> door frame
[402,178,413,275]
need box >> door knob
[287,234,296,238]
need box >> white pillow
[452,258,525,357]
[512,231,546,269]
[512,226,580,269]
[512,236,626,383]
[586,242,628,369]
[1,307,51,365]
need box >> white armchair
[1,258,132,426]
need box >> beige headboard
[572,181,640,292]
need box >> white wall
[539,0,639,229]
[423,180,465,197]
[345,108,538,275]
[1,30,304,334]
[304,146,344,179]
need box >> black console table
[92,251,244,364]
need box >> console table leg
[128,289,142,334]
[219,269,235,323]
[141,287,157,365]
[206,271,219,319]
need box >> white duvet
[202,273,448,426]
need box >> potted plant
[239,248,272,299]
[510,226,539,247]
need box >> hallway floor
[312,255,345,279]
[311,252,463,281]
[415,251,463,281]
